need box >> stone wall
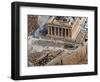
[46,44,87,65]
[62,45,87,64]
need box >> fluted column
[54,27,56,36]
[61,28,63,37]
[58,28,60,36]
[68,29,71,37]
[65,28,66,37]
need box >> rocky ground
[28,37,87,66]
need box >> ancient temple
[47,17,81,40]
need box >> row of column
[48,26,71,38]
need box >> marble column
[68,29,71,37]
[58,28,60,36]
[61,28,63,37]
[54,27,56,36]
[65,28,66,37]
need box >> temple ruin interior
[28,15,88,66]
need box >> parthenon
[28,15,88,66]
[47,17,81,40]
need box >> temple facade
[47,17,81,41]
